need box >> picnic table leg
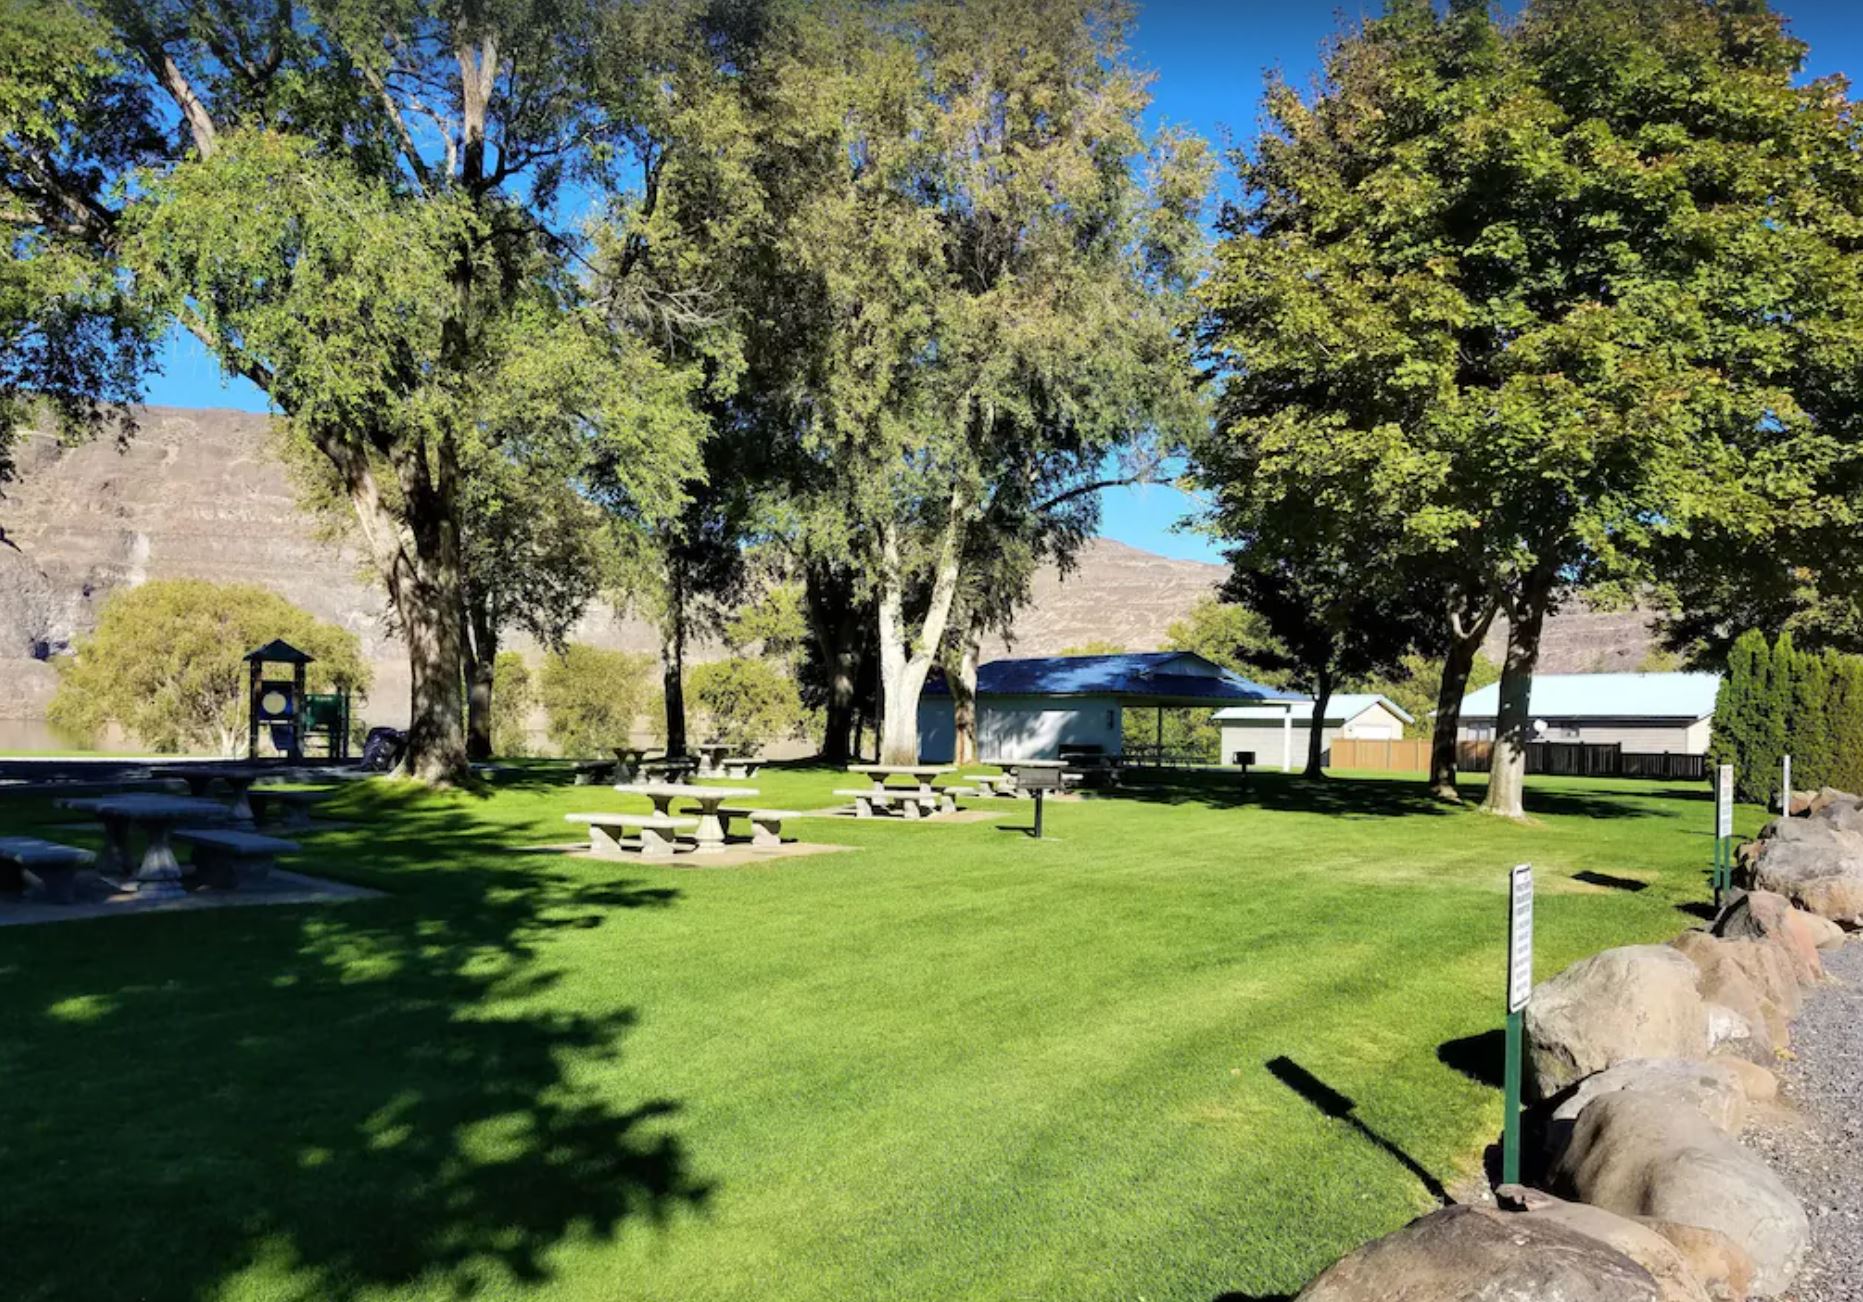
[853,794,873,818]
[227,778,257,825]
[132,822,188,897]
[184,774,214,798]
[96,814,132,876]
[692,808,727,854]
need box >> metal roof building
[1458,672,1721,754]
[918,652,1301,762]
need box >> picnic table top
[618,782,761,801]
[847,764,954,777]
[59,794,232,820]
[983,758,1067,769]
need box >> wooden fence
[1328,736,1706,781]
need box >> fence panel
[1329,737,1430,772]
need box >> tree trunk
[463,600,497,762]
[875,514,965,766]
[805,565,863,763]
[1482,573,1554,819]
[400,562,468,782]
[1429,599,1498,801]
[949,626,983,765]
[1304,667,1335,779]
[663,573,688,756]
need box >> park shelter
[1456,672,1719,753]
[1212,694,1414,772]
[916,652,1298,762]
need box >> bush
[47,578,369,754]
[538,645,656,757]
[491,651,535,757]
[687,657,803,752]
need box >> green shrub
[491,651,535,757]
[48,578,369,755]
[687,657,803,752]
[538,645,656,757]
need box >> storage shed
[1211,694,1415,772]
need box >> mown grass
[0,764,1761,1302]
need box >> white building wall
[1456,716,1710,754]
[977,695,1123,761]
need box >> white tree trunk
[875,512,965,765]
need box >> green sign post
[1503,863,1533,1186]
[1712,764,1734,906]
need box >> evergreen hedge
[1711,631,1863,804]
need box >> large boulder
[1294,1203,1661,1302]
[1805,786,1859,817]
[1671,931,1800,1044]
[1644,1221,1756,1302]
[1525,945,1708,1099]
[1497,1186,1711,1302]
[1549,1058,1747,1138]
[1549,1090,1809,1297]
[1712,891,1823,985]
[1742,820,1863,927]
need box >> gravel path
[1744,940,1863,1302]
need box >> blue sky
[140,0,1863,565]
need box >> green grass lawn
[0,765,1759,1302]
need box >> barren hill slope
[0,405,1665,735]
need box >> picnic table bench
[248,788,335,828]
[174,827,300,887]
[566,811,696,859]
[574,759,618,785]
[615,782,760,853]
[706,806,801,848]
[718,756,764,780]
[842,764,955,818]
[0,837,96,905]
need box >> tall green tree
[1198,0,1863,818]
[732,0,1207,765]
[1829,656,1863,794]
[1709,628,1768,797]
[4,0,722,781]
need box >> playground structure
[244,640,352,762]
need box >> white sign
[1507,864,1534,1014]
[1717,764,1734,840]
[1783,754,1792,813]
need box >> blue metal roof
[925,652,1295,704]
[1460,672,1720,721]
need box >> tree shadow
[0,788,709,1302]
[1106,771,1659,822]
[1265,1055,1452,1207]
[1570,870,1648,892]
[1212,1293,1295,1301]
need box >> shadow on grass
[1437,1028,1505,1089]
[1571,870,1649,892]
[0,789,709,1302]
[1266,1055,1452,1207]
[1105,771,1663,822]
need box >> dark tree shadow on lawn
[1570,870,1649,892]
[1106,771,1659,822]
[0,793,710,1302]
[1265,1056,1452,1207]
[1437,1028,1506,1089]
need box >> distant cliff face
[0,404,1664,739]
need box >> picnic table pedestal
[58,794,234,897]
[618,782,761,854]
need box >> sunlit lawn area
[0,765,1761,1301]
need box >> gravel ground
[1744,939,1863,1302]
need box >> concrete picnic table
[148,764,270,823]
[692,744,732,778]
[56,793,234,896]
[611,747,663,781]
[615,782,760,854]
[846,764,955,804]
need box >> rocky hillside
[0,405,1666,735]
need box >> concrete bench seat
[174,827,301,887]
[573,760,618,786]
[566,811,697,858]
[719,758,764,780]
[833,788,936,819]
[0,836,97,905]
[937,785,978,814]
[710,806,802,848]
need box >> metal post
[1502,1008,1524,1185]
[1033,788,1045,840]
